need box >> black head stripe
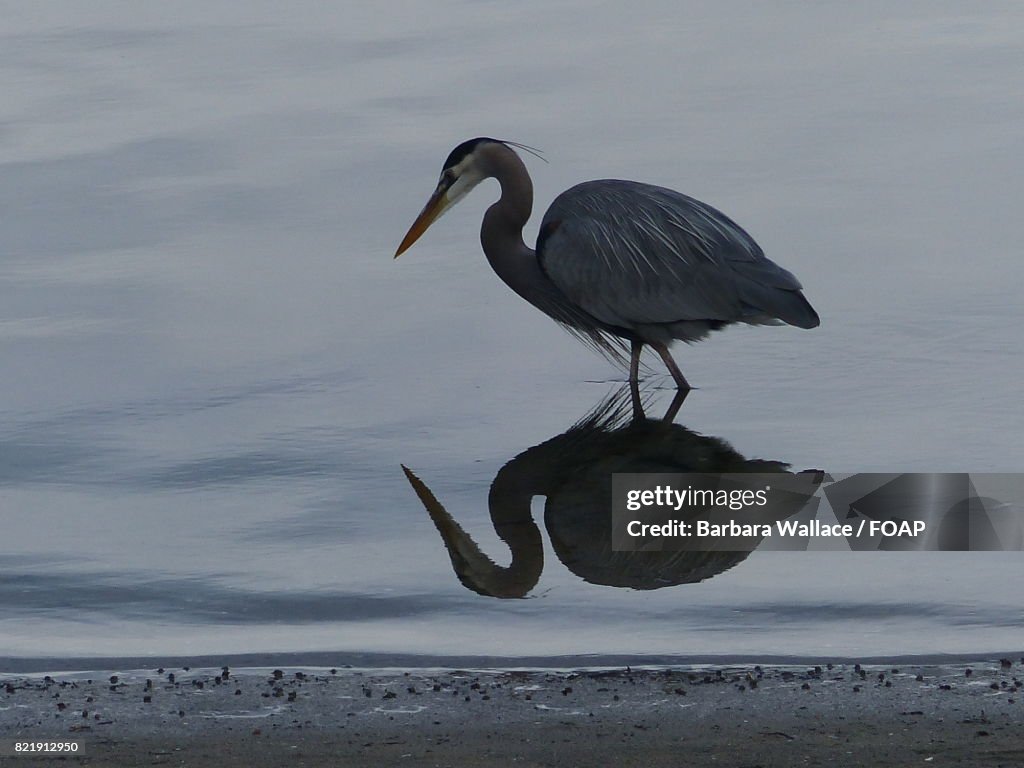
[442,137,501,171]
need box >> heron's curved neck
[405,462,544,598]
[480,146,536,287]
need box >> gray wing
[537,180,819,333]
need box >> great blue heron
[395,138,819,389]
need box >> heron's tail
[738,288,819,329]
[782,291,820,329]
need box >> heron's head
[394,138,540,257]
[394,138,496,258]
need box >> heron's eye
[441,169,456,187]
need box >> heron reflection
[402,388,822,598]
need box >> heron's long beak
[395,186,448,258]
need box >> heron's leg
[652,342,691,391]
[629,340,642,385]
[629,341,644,420]
[629,383,645,421]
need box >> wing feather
[537,180,819,333]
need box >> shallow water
[1,2,1022,663]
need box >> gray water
[2,2,1022,663]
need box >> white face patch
[437,154,487,215]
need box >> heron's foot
[665,364,692,391]
[651,342,692,391]
[627,375,691,423]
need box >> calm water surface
[1,2,1022,662]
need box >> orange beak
[395,186,448,258]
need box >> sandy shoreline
[3,660,1022,766]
